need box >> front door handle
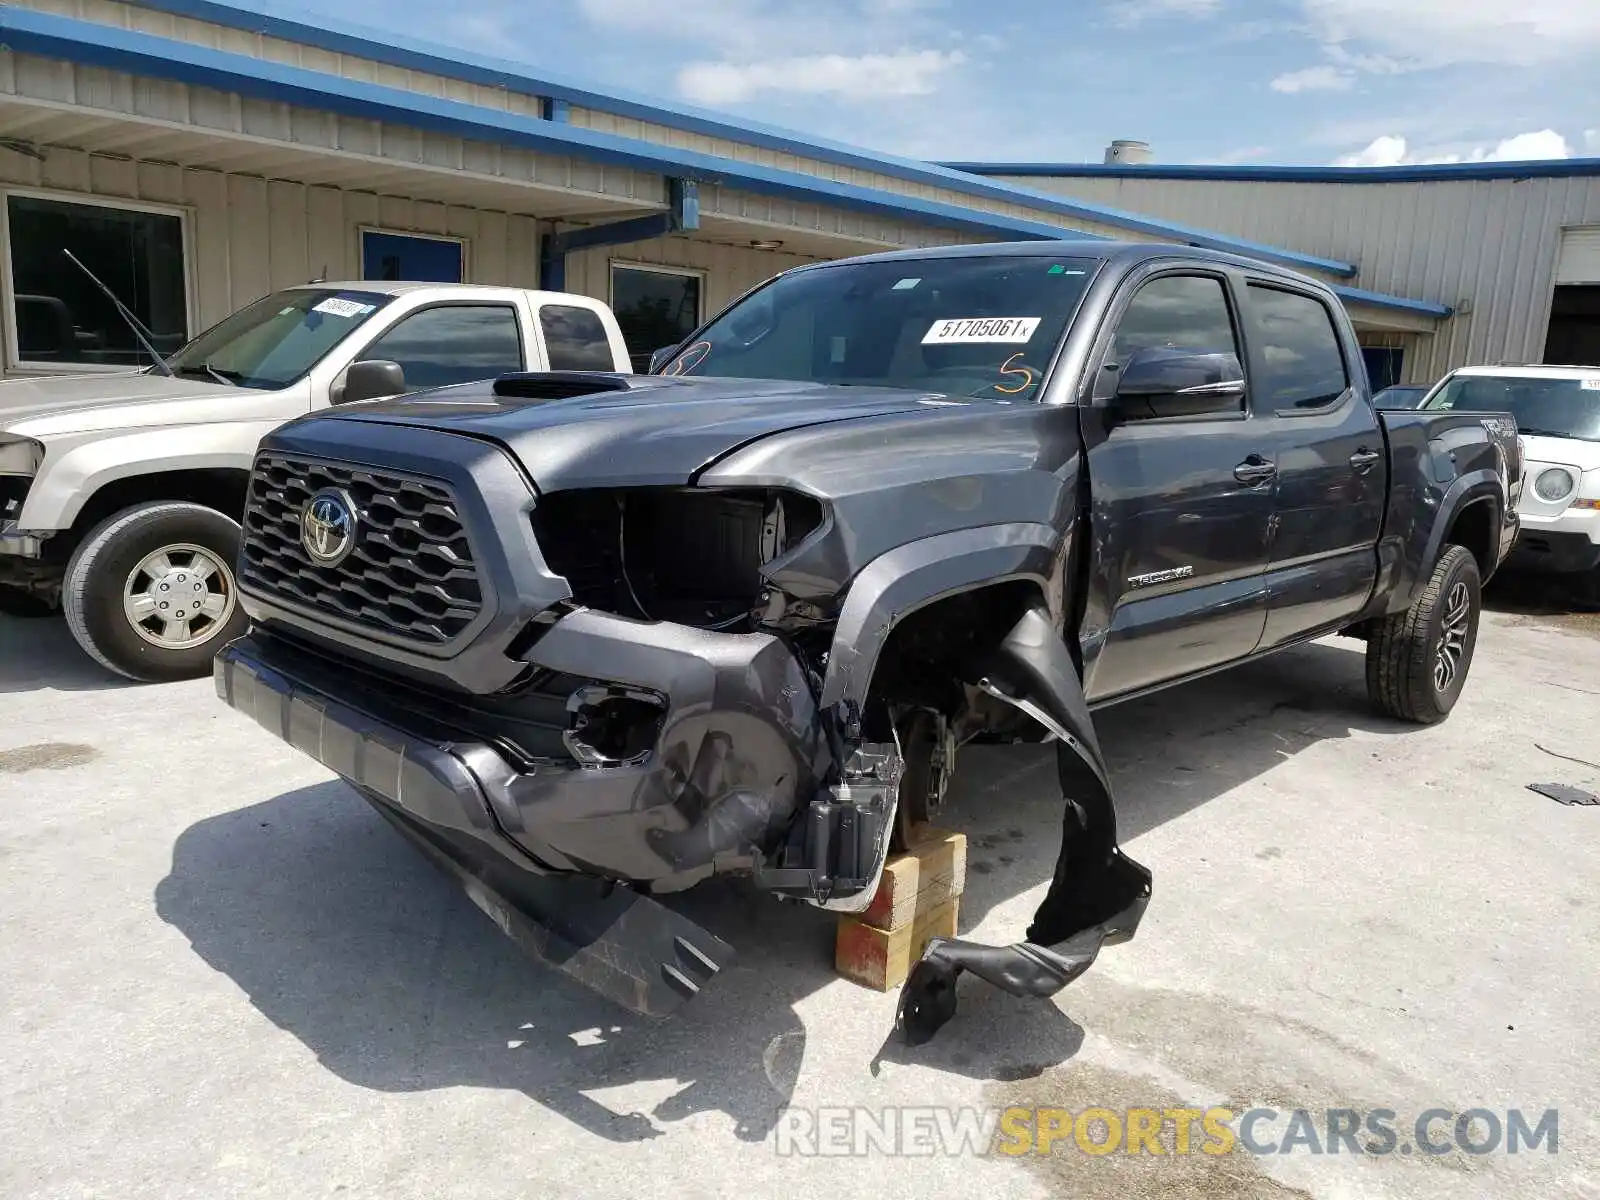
[1234,455,1276,485]
[1349,447,1381,472]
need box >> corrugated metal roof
[941,160,1600,184]
[54,0,1367,276]
[0,7,1455,319]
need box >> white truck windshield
[162,289,395,390]
[660,255,1099,402]
[1423,373,1600,442]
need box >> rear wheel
[63,501,248,682]
[1366,544,1481,724]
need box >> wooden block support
[833,825,968,992]
[836,897,961,992]
[857,825,967,930]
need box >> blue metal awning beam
[540,179,699,291]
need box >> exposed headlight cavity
[1535,467,1576,503]
[0,437,43,476]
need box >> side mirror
[336,359,406,404]
[647,345,680,375]
[1110,347,1246,420]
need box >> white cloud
[1109,0,1223,26]
[1335,134,1410,167]
[1333,128,1574,166]
[677,49,964,104]
[1301,0,1600,69]
[1270,66,1354,93]
[1585,129,1600,155]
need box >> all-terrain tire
[1366,544,1481,724]
[63,501,248,683]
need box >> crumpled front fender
[895,604,1153,1045]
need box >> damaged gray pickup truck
[215,242,1521,1043]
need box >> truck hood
[1520,432,1600,474]
[0,370,253,438]
[308,374,989,491]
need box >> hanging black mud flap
[895,606,1152,1046]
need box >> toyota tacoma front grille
[240,453,484,645]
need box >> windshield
[659,254,1099,401]
[1421,373,1600,441]
[161,288,395,390]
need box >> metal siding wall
[697,185,974,252]
[7,0,1153,247]
[561,236,816,317]
[0,149,545,364]
[998,173,1600,382]
[0,50,660,208]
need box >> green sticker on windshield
[1047,264,1084,276]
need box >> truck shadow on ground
[0,613,127,694]
[155,636,1409,1146]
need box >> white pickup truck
[0,281,634,681]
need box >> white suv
[1418,363,1600,596]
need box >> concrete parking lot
[3,592,1599,1200]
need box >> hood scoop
[491,371,640,402]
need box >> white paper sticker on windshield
[922,316,1041,345]
[313,297,375,319]
[893,277,921,290]
[1582,378,1600,390]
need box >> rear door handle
[1234,455,1276,485]
[1349,447,1381,472]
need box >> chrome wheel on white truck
[63,502,247,682]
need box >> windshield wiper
[172,361,243,386]
[61,249,174,377]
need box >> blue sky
[311,0,1600,167]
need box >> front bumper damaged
[223,560,1149,1044]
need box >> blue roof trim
[1332,284,1451,319]
[0,11,1450,319]
[0,7,1121,246]
[93,0,1360,277]
[941,159,1600,185]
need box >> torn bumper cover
[217,596,1150,1039]
[212,615,828,1018]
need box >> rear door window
[538,304,617,371]
[1245,284,1349,412]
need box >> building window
[360,230,465,283]
[610,263,703,371]
[5,194,188,369]
[539,303,618,371]
[357,303,523,391]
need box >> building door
[361,231,464,283]
[610,263,702,371]
[1544,287,1600,366]
[1547,227,1600,366]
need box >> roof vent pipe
[1104,139,1152,165]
